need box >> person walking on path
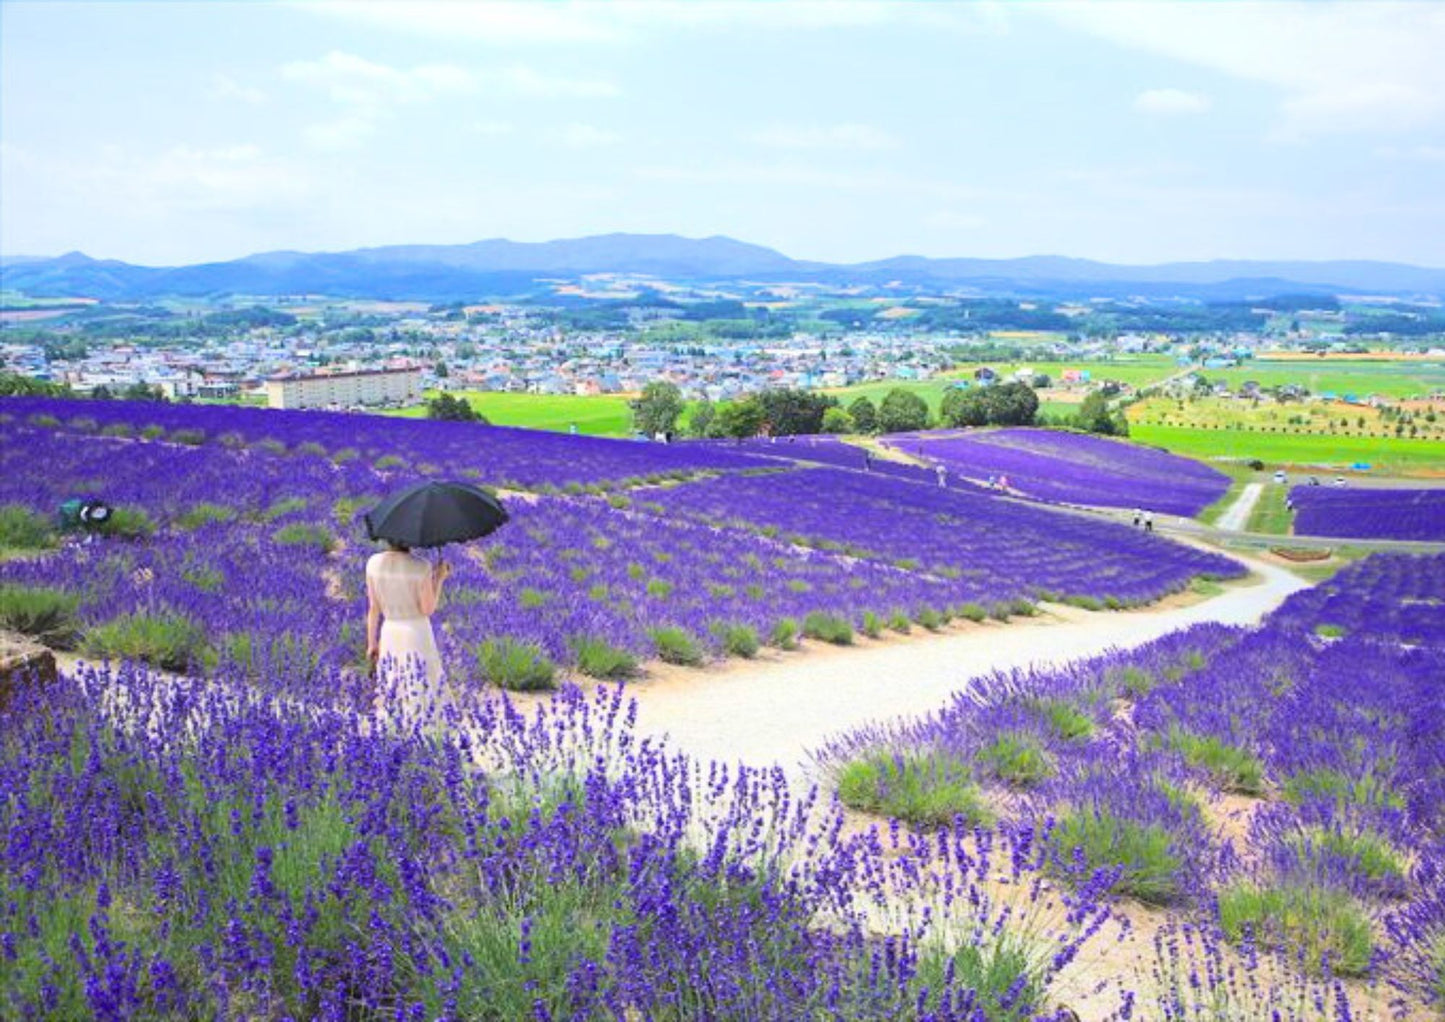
[863,450,874,472]
[1144,510,1155,533]
[1132,508,1142,528]
[366,541,451,727]
[935,464,947,488]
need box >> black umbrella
[363,481,509,549]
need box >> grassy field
[1208,358,1445,399]
[389,391,635,435]
[829,356,1183,414]
[1245,482,1295,534]
[1131,423,1445,475]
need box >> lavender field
[1289,485,1445,541]
[821,552,1445,1017]
[892,428,1232,517]
[6,397,1429,1020]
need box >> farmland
[388,389,634,435]
[2,396,1443,1020]
[1128,422,1445,475]
[1207,356,1445,400]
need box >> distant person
[988,474,998,490]
[569,422,578,435]
[935,464,947,487]
[1144,510,1155,533]
[864,451,874,472]
[1132,508,1142,528]
[999,474,1010,492]
[366,541,450,727]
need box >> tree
[425,393,487,423]
[940,387,988,428]
[717,397,766,439]
[752,388,837,436]
[820,407,855,434]
[122,382,168,402]
[847,396,878,434]
[877,388,930,433]
[689,398,718,438]
[631,381,684,437]
[1073,391,1118,436]
[435,361,450,378]
[983,381,1038,426]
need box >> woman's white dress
[366,551,445,725]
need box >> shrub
[886,611,912,634]
[295,441,327,457]
[96,507,156,540]
[710,621,760,659]
[0,585,81,648]
[473,638,556,692]
[261,497,308,521]
[518,587,551,609]
[861,611,884,639]
[169,428,206,446]
[649,627,704,666]
[1050,809,1183,905]
[1168,728,1265,795]
[176,503,238,530]
[375,455,404,470]
[976,732,1054,788]
[645,579,674,600]
[1314,623,1346,639]
[803,612,853,645]
[568,636,638,679]
[769,618,799,650]
[958,603,987,623]
[1031,698,1094,742]
[84,612,214,672]
[1217,882,1373,976]
[1281,767,1405,811]
[914,607,944,632]
[273,523,337,553]
[0,504,56,550]
[836,749,992,827]
[1285,827,1407,891]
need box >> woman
[365,540,451,726]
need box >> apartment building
[264,366,422,410]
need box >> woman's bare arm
[365,571,382,659]
[418,559,450,617]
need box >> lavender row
[1289,485,1445,541]
[1,395,772,489]
[889,428,1231,517]
[647,466,1244,605]
[818,552,1445,1012]
[688,434,991,492]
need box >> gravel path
[622,555,1307,780]
[1216,482,1263,531]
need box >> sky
[2,1,1444,268]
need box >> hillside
[5,234,1445,301]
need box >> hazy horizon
[4,1,1444,267]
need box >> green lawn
[1209,359,1445,400]
[1132,423,1445,475]
[389,391,634,435]
[1246,483,1295,535]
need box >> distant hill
[3,233,1443,301]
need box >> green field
[389,391,634,435]
[829,357,1183,415]
[1132,423,1445,475]
[1208,358,1445,399]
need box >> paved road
[1216,482,1262,531]
[622,555,1308,780]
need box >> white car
[1273,470,1286,484]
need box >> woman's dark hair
[385,539,411,552]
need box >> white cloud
[553,124,621,148]
[281,51,476,107]
[1133,88,1210,116]
[210,73,266,105]
[1048,2,1445,136]
[746,123,899,151]
[297,2,1006,44]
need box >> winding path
[620,555,1308,780]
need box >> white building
[264,366,422,410]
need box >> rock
[0,630,57,711]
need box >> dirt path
[1215,481,1262,531]
[618,556,1306,780]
